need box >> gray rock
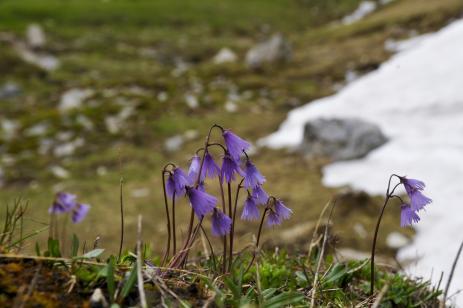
[301,117,387,161]
[245,34,291,69]
[0,82,21,100]
[26,24,46,48]
[213,47,237,64]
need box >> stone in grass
[213,47,237,64]
[26,23,46,48]
[245,34,291,69]
[90,288,108,308]
[0,82,22,100]
[301,117,387,161]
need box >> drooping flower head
[400,176,432,211]
[188,154,202,184]
[49,192,77,214]
[243,160,265,189]
[72,203,90,224]
[222,129,250,161]
[241,195,260,221]
[166,167,189,198]
[400,203,420,227]
[211,208,232,236]
[266,210,281,226]
[252,185,269,205]
[221,153,244,183]
[203,151,220,179]
[186,187,217,218]
[274,199,292,220]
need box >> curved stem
[244,207,269,274]
[200,224,217,273]
[161,171,171,266]
[227,182,233,273]
[218,176,227,273]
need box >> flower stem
[370,174,400,295]
[172,192,176,255]
[229,179,243,272]
[227,182,232,273]
[218,176,227,274]
[118,177,124,262]
[161,171,171,266]
[245,207,269,274]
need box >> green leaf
[76,248,105,259]
[71,234,79,257]
[119,264,137,301]
[47,238,61,257]
[35,242,41,256]
[264,292,305,308]
[107,256,116,303]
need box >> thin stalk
[118,177,125,262]
[370,174,400,295]
[442,239,463,307]
[227,182,233,273]
[161,171,171,266]
[219,176,227,274]
[172,192,176,255]
[244,207,269,274]
[200,225,217,273]
[229,179,243,272]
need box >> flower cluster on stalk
[49,192,90,223]
[163,127,292,238]
[397,176,432,227]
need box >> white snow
[262,19,463,305]
[342,1,377,25]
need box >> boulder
[301,118,387,161]
[26,24,46,48]
[213,47,237,64]
[245,34,291,69]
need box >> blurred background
[0,0,461,267]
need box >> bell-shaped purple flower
[221,154,244,183]
[211,208,232,236]
[400,176,432,211]
[274,199,292,220]
[186,187,217,218]
[222,129,250,161]
[72,203,90,223]
[400,203,420,227]
[266,210,281,226]
[252,185,269,205]
[203,152,220,179]
[49,192,77,214]
[241,196,260,221]
[188,154,202,184]
[166,168,189,198]
[243,160,265,189]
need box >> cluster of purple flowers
[165,128,292,237]
[398,176,432,227]
[49,192,90,223]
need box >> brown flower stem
[218,176,227,273]
[161,171,171,266]
[245,207,269,274]
[370,175,401,295]
[172,192,176,255]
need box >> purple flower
[166,168,189,198]
[203,152,220,179]
[188,154,202,184]
[400,203,420,227]
[267,210,281,226]
[186,187,217,218]
[222,129,250,161]
[221,154,244,183]
[243,160,265,189]
[211,208,232,236]
[252,186,269,205]
[400,176,432,211]
[274,199,292,220]
[49,192,77,214]
[72,203,90,223]
[241,196,260,221]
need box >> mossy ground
[0,0,462,260]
